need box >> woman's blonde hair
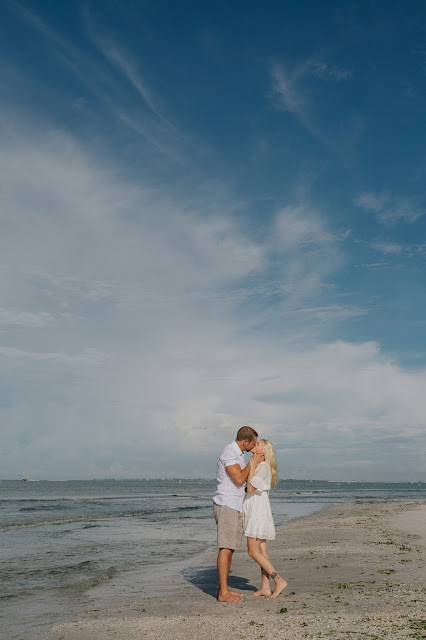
[261,439,278,488]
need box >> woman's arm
[246,454,265,492]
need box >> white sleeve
[221,448,240,468]
[250,462,269,491]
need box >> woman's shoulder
[257,461,270,469]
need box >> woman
[243,439,287,598]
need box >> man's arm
[225,461,253,486]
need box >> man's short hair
[236,426,258,442]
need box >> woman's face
[252,440,263,455]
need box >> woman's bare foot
[251,588,272,597]
[269,576,288,598]
[217,590,242,603]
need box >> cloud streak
[355,191,425,224]
[270,57,351,131]
[7,2,182,159]
[0,346,106,364]
[0,309,56,327]
[87,34,172,127]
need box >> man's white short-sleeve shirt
[213,441,247,512]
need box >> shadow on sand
[182,565,256,598]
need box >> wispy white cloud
[355,191,425,224]
[274,205,335,247]
[7,2,182,159]
[270,58,352,115]
[0,346,106,365]
[0,309,56,327]
[413,243,426,257]
[284,304,367,321]
[113,109,183,160]
[32,273,122,303]
[369,241,403,254]
[269,59,354,156]
[310,61,352,82]
[356,191,391,213]
[359,262,388,269]
[270,63,303,113]
[87,34,172,128]
[9,0,74,55]
[269,205,342,313]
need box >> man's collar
[232,440,244,455]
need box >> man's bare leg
[217,548,242,602]
[216,550,242,598]
[226,549,242,596]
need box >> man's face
[243,437,257,452]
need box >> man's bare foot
[251,588,272,597]
[269,577,288,598]
[216,588,243,598]
[217,590,242,603]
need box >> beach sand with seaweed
[44,500,426,640]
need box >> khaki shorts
[213,503,243,550]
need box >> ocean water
[1,478,426,637]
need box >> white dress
[243,461,276,540]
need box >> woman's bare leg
[247,537,287,597]
[247,538,273,596]
[259,541,272,595]
[269,572,288,598]
[249,540,272,596]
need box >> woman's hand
[250,452,265,467]
[247,452,265,493]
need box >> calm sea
[1,478,426,638]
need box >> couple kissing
[213,426,287,603]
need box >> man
[213,425,259,603]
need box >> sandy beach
[44,500,426,640]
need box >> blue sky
[1,0,426,481]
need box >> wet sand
[45,500,426,640]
